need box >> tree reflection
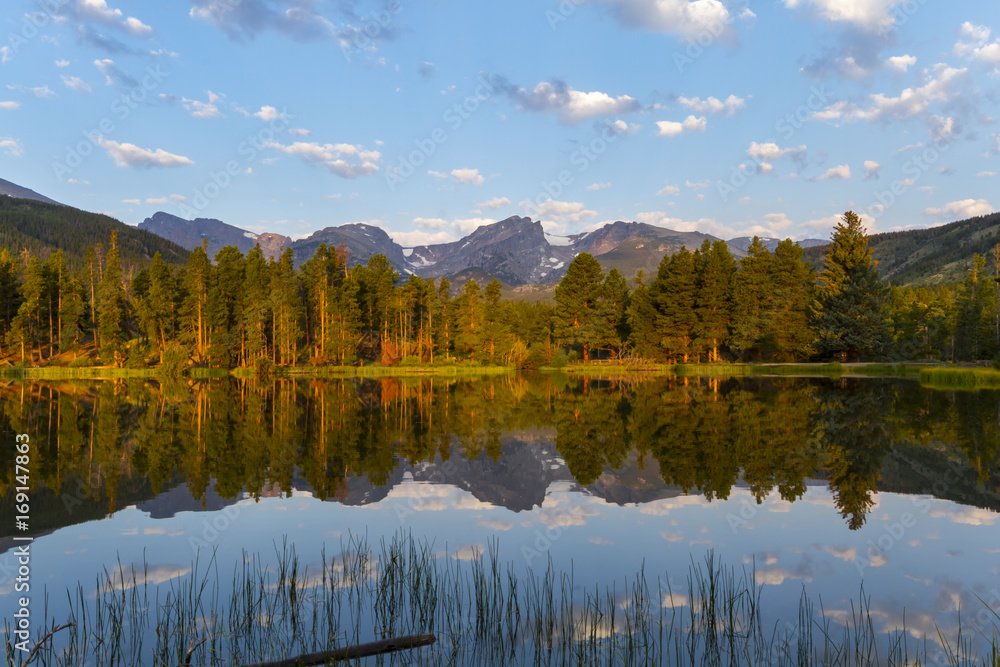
[0,375,997,534]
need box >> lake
[1,374,998,665]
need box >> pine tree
[271,247,303,366]
[0,248,21,352]
[183,240,212,361]
[454,279,482,359]
[954,254,996,360]
[651,247,697,363]
[208,245,246,367]
[243,245,272,364]
[765,239,815,360]
[553,253,610,361]
[97,231,126,366]
[603,268,629,359]
[812,212,890,361]
[435,278,453,361]
[627,271,661,359]
[8,256,44,362]
[730,238,772,360]
[141,252,175,363]
[693,240,736,362]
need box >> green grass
[283,364,516,378]
[919,367,1000,389]
[10,533,998,667]
[546,362,927,379]
[0,366,159,380]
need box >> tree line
[0,211,998,368]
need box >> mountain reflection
[1,375,998,537]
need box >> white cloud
[476,197,511,210]
[657,182,680,196]
[145,197,168,204]
[976,171,996,178]
[886,54,916,73]
[0,137,24,157]
[520,199,598,230]
[678,94,746,115]
[93,59,136,87]
[73,0,153,36]
[586,182,612,191]
[589,0,747,41]
[451,168,484,186]
[428,170,448,180]
[819,164,851,180]
[607,119,641,135]
[414,217,449,230]
[97,137,194,168]
[657,115,707,137]
[863,160,881,180]
[0,101,19,110]
[502,79,640,124]
[812,64,968,124]
[61,76,92,94]
[746,141,807,172]
[635,211,735,237]
[6,84,55,99]
[1,47,13,64]
[781,0,906,31]
[55,59,70,67]
[263,141,381,178]
[122,198,141,205]
[801,213,843,232]
[389,229,454,246]
[924,199,993,219]
[955,22,1000,67]
[288,128,311,137]
[182,91,224,119]
[254,105,281,121]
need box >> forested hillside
[0,197,189,272]
[804,212,1000,286]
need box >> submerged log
[240,633,437,667]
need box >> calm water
[1,374,999,661]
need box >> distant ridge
[0,177,61,206]
[139,211,290,261]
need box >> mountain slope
[140,212,290,260]
[290,223,412,271]
[0,197,189,270]
[728,236,827,253]
[803,213,1000,285]
[0,178,61,206]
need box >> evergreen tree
[553,253,610,361]
[8,256,44,362]
[651,248,697,363]
[603,268,629,359]
[208,245,246,367]
[764,239,815,361]
[0,248,21,351]
[271,247,303,365]
[454,279,482,359]
[953,254,996,360]
[812,212,891,361]
[97,231,126,365]
[627,271,661,359]
[243,245,272,364]
[729,238,772,360]
[183,240,212,361]
[140,252,175,363]
[435,278,453,361]
[693,240,736,363]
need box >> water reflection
[1,374,998,543]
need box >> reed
[919,367,1000,390]
[6,533,998,667]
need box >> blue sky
[1,0,998,245]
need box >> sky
[1,0,999,246]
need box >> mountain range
[139,210,831,287]
[2,177,997,289]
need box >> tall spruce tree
[765,239,815,360]
[812,211,890,361]
[730,237,772,360]
[694,240,736,363]
[97,231,126,365]
[651,247,697,363]
[553,253,609,361]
